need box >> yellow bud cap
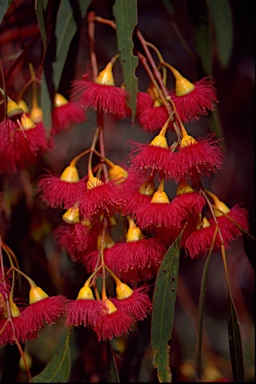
[7,99,24,118]
[169,66,195,96]
[180,135,197,148]
[153,98,163,107]
[77,285,94,300]
[81,218,92,228]
[87,175,103,190]
[150,134,168,148]
[5,301,21,318]
[97,233,115,249]
[104,299,117,314]
[60,165,80,182]
[96,62,115,86]
[54,93,68,107]
[29,286,49,304]
[62,207,80,224]
[30,106,43,123]
[176,180,194,195]
[21,115,36,130]
[116,282,133,300]
[213,201,230,217]
[18,100,29,113]
[126,219,144,242]
[139,181,155,196]
[151,190,170,203]
[202,217,211,228]
[109,165,128,184]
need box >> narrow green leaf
[40,70,52,132]
[77,0,92,19]
[30,328,71,383]
[52,0,78,92]
[227,293,245,382]
[206,0,233,68]
[151,234,182,382]
[0,0,12,24]
[35,0,48,50]
[107,341,120,382]
[113,0,138,122]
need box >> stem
[69,148,91,167]
[88,11,98,82]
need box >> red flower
[169,76,218,122]
[65,299,104,327]
[138,104,171,133]
[54,222,98,261]
[72,76,131,119]
[128,140,175,181]
[51,100,86,135]
[37,170,86,209]
[21,295,66,331]
[110,285,152,322]
[0,316,38,346]
[136,201,182,230]
[92,299,133,341]
[183,205,249,258]
[136,92,153,116]
[172,134,224,182]
[171,192,206,225]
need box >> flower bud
[29,286,49,304]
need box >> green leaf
[107,341,120,382]
[35,0,48,51]
[77,0,92,19]
[151,234,182,382]
[30,328,71,383]
[52,0,78,92]
[0,0,12,24]
[113,0,138,122]
[227,293,245,382]
[40,70,52,132]
[206,0,233,68]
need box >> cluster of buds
[0,24,250,349]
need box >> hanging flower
[167,66,218,122]
[51,93,86,135]
[172,133,224,183]
[37,166,86,209]
[110,283,152,322]
[72,56,131,119]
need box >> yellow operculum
[7,98,24,119]
[126,219,144,242]
[76,285,94,300]
[30,106,43,123]
[151,190,170,203]
[170,66,195,96]
[116,282,133,300]
[103,299,117,315]
[109,165,128,184]
[60,165,80,182]
[213,200,230,217]
[139,180,155,196]
[180,134,197,148]
[81,218,92,228]
[97,233,115,249]
[87,175,103,190]
[18,100,29,113]
[54,93,68,108]
[150,134,168,148]
[21,115,36,130]
[29,286,49,304]
[196,216,210,230]
[153,98,163,107]
[96,62,115,86]
[3,300,21,318]
[176,180,194,195]
[62,207,80,224]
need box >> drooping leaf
[151,233,182,383]
[77,0,92,19]
[30,328,71,383]
[52,0,78,92]
[227,292,245,382]
[35,0,48,51]
[107,341,120,382]
[113,0,138,122]
[206,0,233,68]
[0,0,12,24]
[40,70,52,132]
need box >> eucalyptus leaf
[35,0,48,51]
[77,0,92,19]
[151,233,182,382]
[113,0,138,122]
[30,328,71,383]
[107,341,120,382]
[0,0,12,24]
